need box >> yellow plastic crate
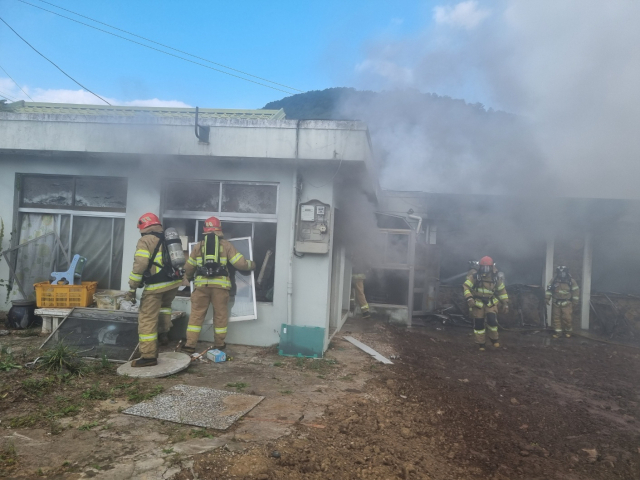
[34,281,98,308]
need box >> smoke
[344,0,640,200]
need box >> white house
[0,101,379,351]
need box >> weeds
[40,343,83,375]
[9,414,39,428]
[273,361,283,367]
[162,448,174,454]
[0,440,17,468]
[226,382,248,392]
[82,383,110,400]
[280,390,293,395]
[190,428,215,439]
[78,421,100,431]
[0,353,22,372]
[127,384,163,403]
[21,377,54,396]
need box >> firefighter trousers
[552,302,574,333]
[187,286,229,348]
[353,278,369,313]
[138,287,178,359]
[471,304,499,345]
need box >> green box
[278,323,325,358]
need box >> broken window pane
[22,176,73,207]
[164,181,220,211]
[75,177,127,209]
[221,184,277,214]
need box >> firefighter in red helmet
[125,213,182,367]
[463,256,509,350]
[182,216,255,353]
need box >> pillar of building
[580,233,593,330]
[542,237,555,328]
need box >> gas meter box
[295,200,331,254]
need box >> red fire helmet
[137,213,161,230]
[479,256,494,266]
[203,216,222,233]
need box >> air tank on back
[164,227,186,269]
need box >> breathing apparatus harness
[197,233,228,278]
[142,232,181,285]
[548,269,574,302]
[471,270,503,306]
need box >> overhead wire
[17,0,302,95]
[30,0,304,94]
[0,16,111,105]
[0,62,34,100]
[0,91,18,102]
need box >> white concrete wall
[0,154,341,348]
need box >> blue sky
[0,0,449,108]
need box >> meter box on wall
[295,200,331,254]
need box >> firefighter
[352,269,370,319]
[545,265,580,338]
[182,216,255,353]
[125,213,182,367]
[463,256,509,350]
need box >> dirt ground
[2,317,640,479]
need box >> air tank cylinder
[164,227,186,269]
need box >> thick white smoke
[349,0,640,199]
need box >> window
[21,175,127,211]
[162,180,279,303]
[16,174,127,290]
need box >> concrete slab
[117,352,191,378]
[123,384,264,429]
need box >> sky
[0,0,451,109]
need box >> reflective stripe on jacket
[463,270,508,307]
[184,233,253,290]
[546,278,579,303]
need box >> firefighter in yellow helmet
[182,216,255,353]
[463,256,509,351]
[125,213,182,367]
[545,265,580,338]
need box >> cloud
[0,79,191,107]
[433,1,490,29]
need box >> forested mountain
[263,88,547,195]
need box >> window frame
[19,173,128,213]
[161,179,279,221]
[15,173,128,290]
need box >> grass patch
[190,428,215,439]
[78,421,100,431]
[280,390,293,395]
[82,382,110,400]
[0,353,22,372]
[226,382,249,392]
[9,413,40,428]
[273,361,283,367]
[40,343,84,375]
[162,448,174,454]
[127,384,163,403]
[21,377,54,396]
[0,440,17,468]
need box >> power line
[18,0,302,95]
[32,0,304,94]
[0,62,34,100]
[0,91,18,102]
[0,16,111,105]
